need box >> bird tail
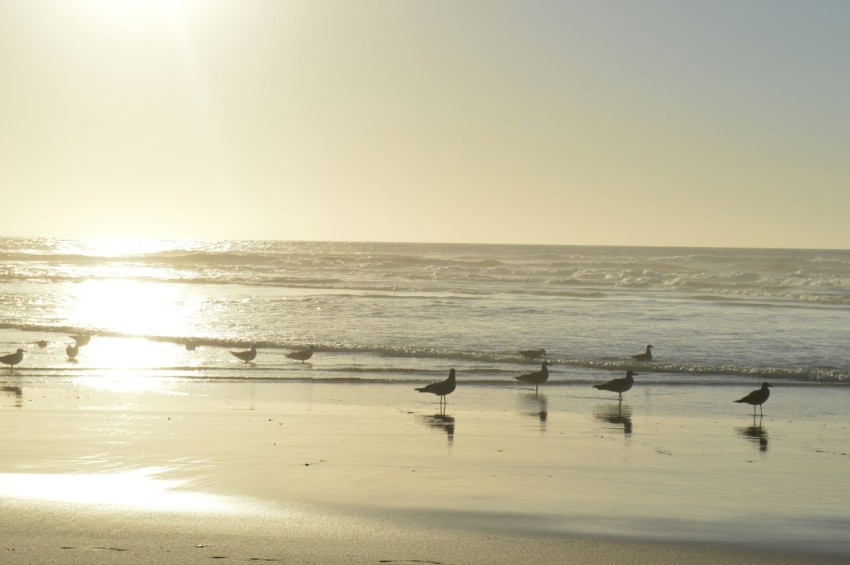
[734,399,743,403]
[415,387,425,392]
[592,384,603,390]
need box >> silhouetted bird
[515,362,550,393]
[287,348,314,362]
[231,344,257,363]
[594,370,636,402]
[185,340,197,351]
[35,340,48,348]
[70,334,91,347]
[415,368,457,407]
[631,345,653,361]
[519,348,546,359]
[735,382,771,416]
[66,343,79,360]
[0,348,25,369]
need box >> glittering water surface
[1,237,848,385]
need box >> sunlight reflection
[57,236,183,257]
[80,338,183,370]
[70,338,187,393]
[73,373,178,395]
[68,279,196,338]
[0,468,243,513]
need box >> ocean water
[1,237,848,386]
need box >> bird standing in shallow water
[735,382,771,416]
[593,370,636,402]
[515,362,550,394]
[0,349,25,370]
[231,344,257,363]
[287,347,314,362]
[66,343,79,360]
[631,345,653,361]
[416,368,456,409]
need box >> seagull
[415,368,457,408]
[231,344,257,363]
[735,382,771,416]
[519,348,546,359]
[185,340,197,351]
[35,340,49,348]
[631,345,653,361]
[66,343,79,360]
[593,370,637,402]
[70,334,91,347]
[515,362,550,393]
[0,349,25,370]
[287,347,314,362]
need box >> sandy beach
[2,376,849,564]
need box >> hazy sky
[1,1,848,248]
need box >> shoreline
[2,378,849,562]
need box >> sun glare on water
[69,278,196,338]
[0,468,242,513]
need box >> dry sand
[1,376,849,563]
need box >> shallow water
[1,238,848,387]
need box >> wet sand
[1,377,849,563]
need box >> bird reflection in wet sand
[2,385,23,408]
[737,417,768,452]
[420,414,455,446]
[594,403,633,435]
[518,392,548,431]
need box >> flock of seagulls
[229,344,314,363]
[415,345,774,417]
[1,338,316,368]
[1,340,774,416]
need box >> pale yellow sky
[1,1,848,248]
